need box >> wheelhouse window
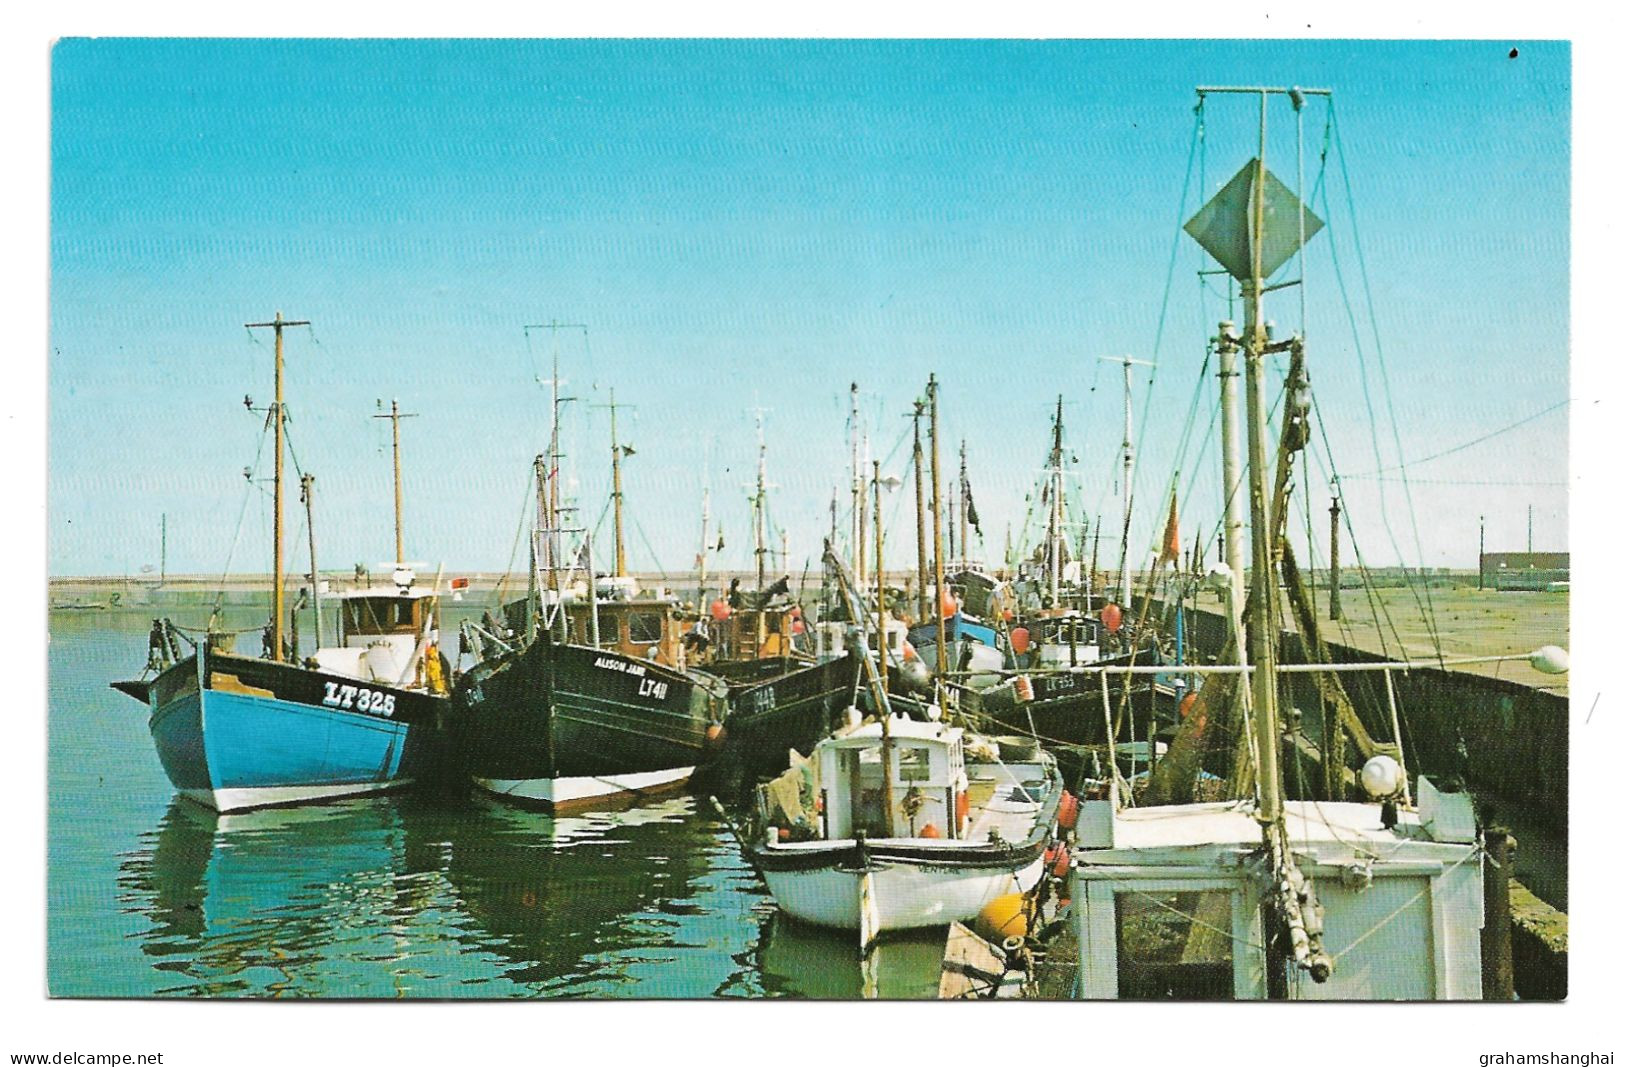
[1114,890,1234,1000]
[628,612,664,644]
[896,746,932,782]
[343,597,419,636]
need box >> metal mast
[752,407,769,590]
[1187,84,1334,987]
[524,322,586,594]
[849,383,863,580]
[1101,356,1154,611]
[592,389,636,579]
[245,310,309,663]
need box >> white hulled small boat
[745,717,1062,940]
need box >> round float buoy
[710,598,731,621]
[1045,842,1072,879]
[974,893,1030,943]
[777,826,791,842]
[940,589,959,618]
[919,822,941,839]
[1179,691,1199,720]
[902,639,918,662]
[704,723,727,749]
[1101,603,1123,633]
[791,619,806,635]
[956,789,970,831]
[789,605,802,619]
[1010,626,1031,655]
[1057,790,1079,831]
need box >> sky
[49,38,1570,579]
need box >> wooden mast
[958,439,969,565]
[912,401,929,622]
[596,389,633,579]
[1048,395,1063,604]
[753,408,768,591]
[373,399,417,567]
[928,374,946,704]
[300,473,322,649]
[245,310,309,663]
[875,457,896,837]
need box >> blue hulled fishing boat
[112,314,451,812]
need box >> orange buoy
[956,789,970,828]
[1057,789,1079,830]
[777,827,792,842]
[705,723,727,748]
[1101,603,1123,633]
[710,598,732,621]
[791,619,806,635]
[1046,842,1072,879]
[1010,626,1031,654]
[919,822,941,839]
[789,605,802,619]
[940,589,959,618]
[1179,690,1199,720]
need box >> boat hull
[714,653,861,789]
[454,637,720,812]
[144,647,445,813]
[758,850,1045,933]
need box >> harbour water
[47,609,945,998]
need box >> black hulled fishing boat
[453,377,725,811]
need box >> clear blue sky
[49,39,1569,578]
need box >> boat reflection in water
[118,797,451,997]
[755,914,947,1000]
[436,793,736,995]
[117,791,762,997]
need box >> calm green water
[47,610,945,999]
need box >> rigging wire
[1320,99,1444,662]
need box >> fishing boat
[453,375,725,811]
[1061,85,1569,1000]
[111,315,450,812]
[746,716,1062,938]
[742,544,1063,941]
[692,414,864,796]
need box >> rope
[1332,845,1481,962]
[1120,882,1265,954]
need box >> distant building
[1480,552,1569,591]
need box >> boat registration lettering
[322,681,396,716]
[639,677,669,701]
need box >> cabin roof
[821,717,960,749]
[1095,799,1458,856]
[328,585,439,601]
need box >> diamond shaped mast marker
[1184,159,1323,282]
